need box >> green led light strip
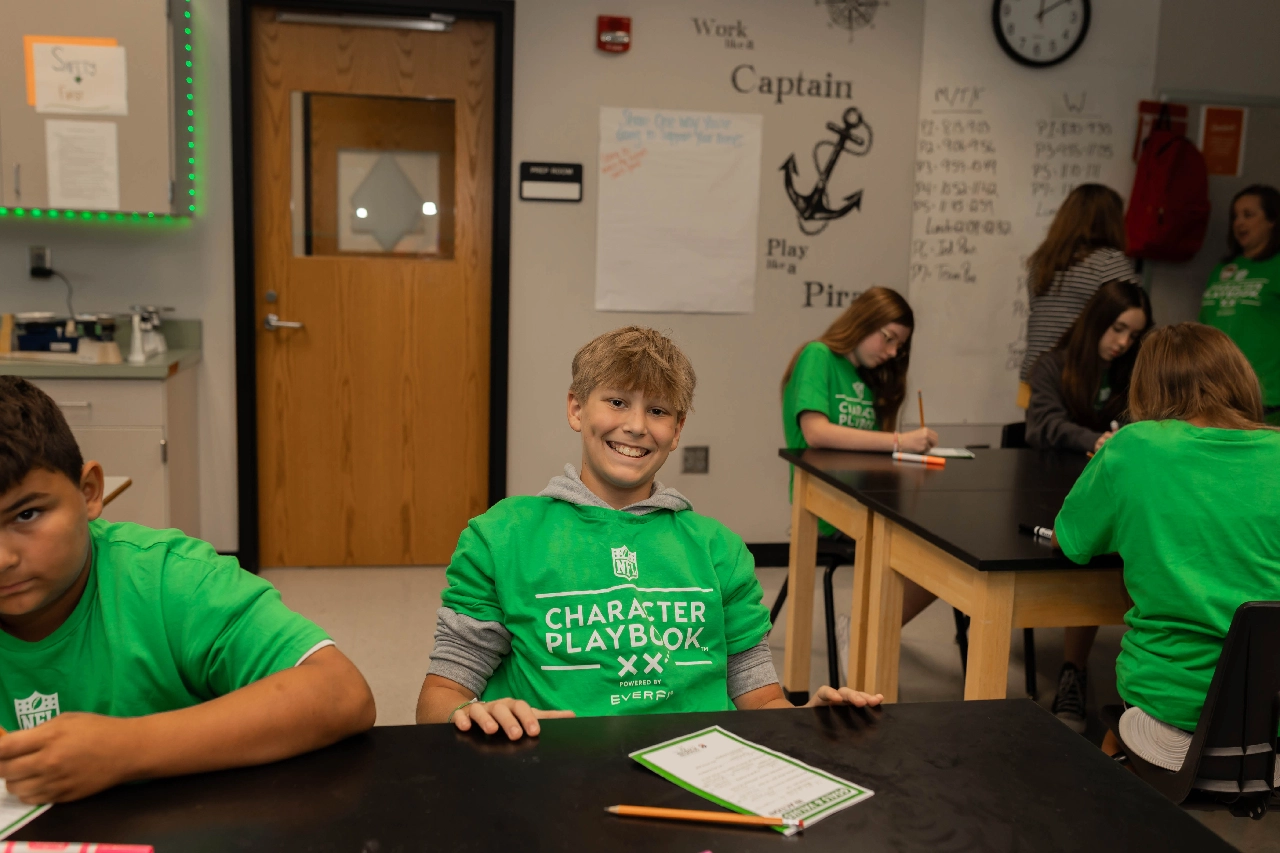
[0,0,196,225]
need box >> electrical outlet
[682,446,710,474]
[29,246,52,277]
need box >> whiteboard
[907,0,1160,424]
[596,107,763,313]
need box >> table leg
[863,514,903,702]
[963,572,1015,700]
[782,470,819,703]
[846,509,874,691]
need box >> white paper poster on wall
[45,120,120,210]
[596,107,763,313]
[33,44,128,116]
[907,0,1160,425]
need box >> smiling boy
[416,327,880,739]
[0,377,376,803]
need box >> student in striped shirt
[1018,184,1136,408]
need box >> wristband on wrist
[448,697,479,723]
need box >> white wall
[0,0,239,551]
[6,0,1277,552]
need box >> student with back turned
[780,287,938,626]
[1018,184,1134,409]
[1025,279,1153,733]
[417,327,881,739]
[1053,324,1280,772]
[0,377,376,804]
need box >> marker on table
[0,846,154,852]
[1018,523,1054,540]
[606,805,803,831]
[893,451,946,467]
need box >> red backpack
[1126,116,1211,263]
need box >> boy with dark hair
[0,376,376,803]
[416,327,879,739]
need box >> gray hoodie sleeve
[426,607,512,697]
[726,640,780,698]
[1025,350,1102,454]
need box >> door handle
[264,313,304,330]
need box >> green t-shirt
[1055,420,1280,732]
[440,497,771,717]
[1199,254,1280,410]
[782,341,879,535]
[0,519,330,731]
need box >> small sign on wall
[1199,105,1247,177]
[519,162,583,202]
[28,39,129,116]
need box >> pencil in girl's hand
[918,390,926,430]
[606,804,803,831]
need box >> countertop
[0,318,201,379]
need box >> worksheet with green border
[629,725,873,835]
[0,787,49,840]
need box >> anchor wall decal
[782,106,873,235]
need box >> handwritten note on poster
[596,107,763,313]
[32,43,128,116]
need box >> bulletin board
[0,0,194,216]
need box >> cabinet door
[73,426,168,529]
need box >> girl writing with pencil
[1054,323,1280,769]
[1026,279,1152,455]
[781,287,938,623]
[1025,279,1152,732]
[1018,184,1134,409]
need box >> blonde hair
[1027,183,1126,298]
[780,287,913,431]
[1129,323,1268,430]
[570,327,696,418]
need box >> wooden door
[251,10,493,566]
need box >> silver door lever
[263,313,304,330]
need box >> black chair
[1102,601,1280,820]
[769,536,856,691]
[955,421,1038,698]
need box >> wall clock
[993,0,1091,67]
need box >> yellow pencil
[606,804,803,830]
[918,389,926,431]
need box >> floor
[263,564,1278,851]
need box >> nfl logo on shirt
[15,691,59,730]
[611,546,638,582]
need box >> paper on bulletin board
[595,107,762,314]
[46,120,120,210]
[1199,105,1247,177]
[23,35,118,105]
[31,42,128,116]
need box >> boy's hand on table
[1093,431,1114,453]
[453,698,575,741]
[805,686,884,708]
[0,712,139,803]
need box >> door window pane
[290,92,455,257]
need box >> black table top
[16,702,1230,853]
[781,448,1120,571]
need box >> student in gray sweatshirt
[1024,279,1152,735]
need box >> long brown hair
[781,287,913,430]
[1055,279,1152,430]
[1027,184,1126,297]
[1129,323,1269,430]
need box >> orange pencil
[606,805,803,831]
[918,389,926,431]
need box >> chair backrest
[1000,421,1028,449]
[1131,601,1280,804]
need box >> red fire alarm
[597,16,631,53]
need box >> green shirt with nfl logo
[1200,254,1280,414]
[440,497,772,717]
[0,519,331,731]
[782,340,880,535]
